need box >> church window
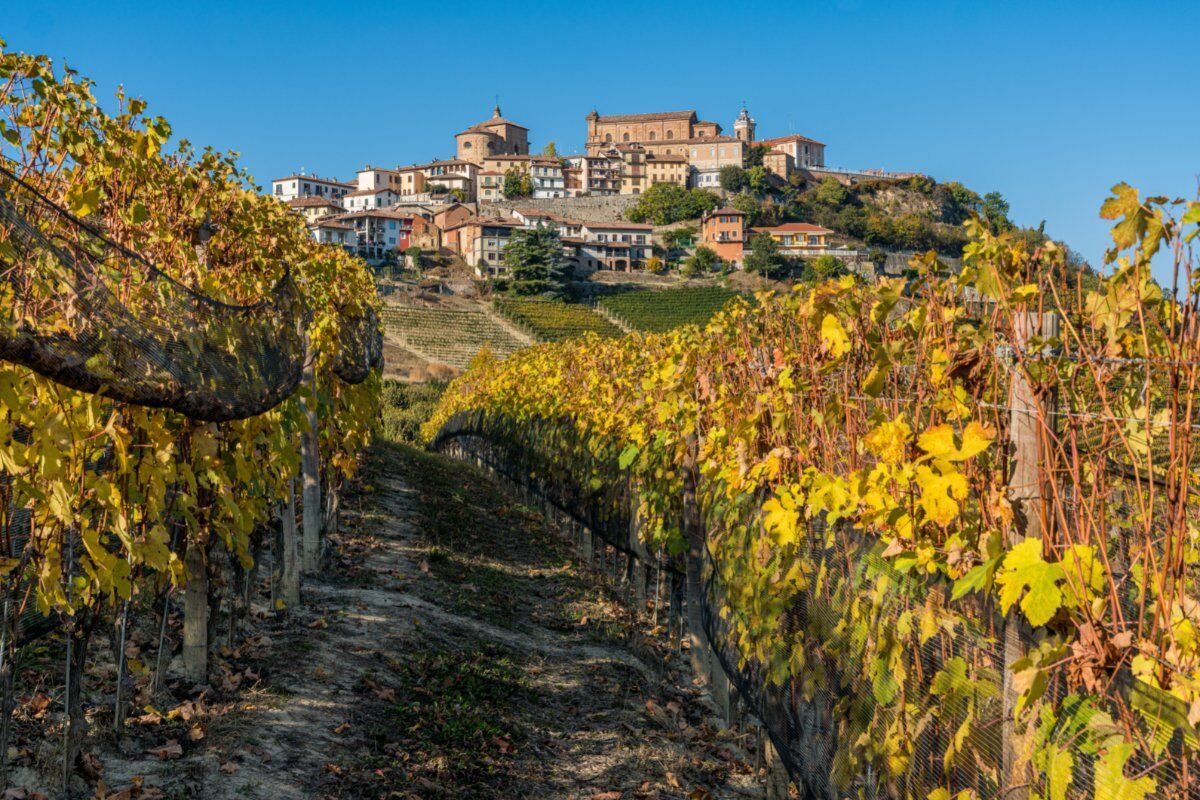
[622,132,630,142]
[649,131,656,141]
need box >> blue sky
[4,0,1196,281]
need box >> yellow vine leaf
[916,466,968,527]
[918,421,995,462]
[996,538,1063,627]
[864,416,911,465]
[820,314,850,358]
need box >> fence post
[182,537,207,683]
[299,336,323,574]
[681,435,710,680]
[763,735,790,800]
[1002,310,1058,795]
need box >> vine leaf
[618,443,639,470]
[820,314,850,358]
[917,421,995,462]
[1092,743,1155,800]
[996,538,1063,627]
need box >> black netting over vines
[430,411,1200,800]
[0,165,308,421]
[332,305,384,385]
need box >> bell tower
[734,103,756,143]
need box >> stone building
[585,110,723,154]
[758,133,825,170]
[455,105,530,165]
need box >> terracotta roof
[485,154,533,162]
[273,174,355,187]
[444,216,522,232]
[344,187,398,198]
[287,197,343,208]
[311,219,354,230]
[752,223,833,234]
[414,158,475,170]
[335,209,418,221]
[646,153,687,163]
[679,135,744,146]
[478,170,504,176]
[476,116,528,130]
[757,133,826,147]
[582,221,654,231]
[593,110,696,124]
[584,241,632,249]
[708,207,746,217]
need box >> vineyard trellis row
[425,192,1200,798]
[0,41,381,792]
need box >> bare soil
[37,442,762,799]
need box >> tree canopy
[503,226,571,296]
[626,184,720,225]
[503,166,533,199]
[743,231,788,278]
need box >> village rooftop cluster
[271,105,882,275]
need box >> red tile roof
[593,110,696,123]
[757,133,826,147]
[287,197,343,208]
[272,174,355,187]
[752,223,833,234]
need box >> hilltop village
[272,105,916,277]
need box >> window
[649,131,656,141]
[274,185,282,195]
[605,133,613,142]
[666,131,674,140]
[463,141,472,149]
[622,132,631,142]
[691,148,697,158]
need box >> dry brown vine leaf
[146,740,182,760]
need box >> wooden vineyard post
[681,435,710,680]
[182,535,207,683]
[1002,310,1058,796]
[299,335,323,574]
[280,478,301,610]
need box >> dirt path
[87,442,762,800]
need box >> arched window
[605,133,612,142]
[622,132,630,142]
[649,131,656,141]
[666,130,674,140]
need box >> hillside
[381,302,527,371]
[598,286,740,332]
[620,171,1019,259]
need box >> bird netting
[331,304,384,385]
[0,164,308,422]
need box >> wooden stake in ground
[1002,310,1058,796]
[182,535,208,683]
[299,339,323,574]
[280,478,301,609]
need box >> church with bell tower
[733,104,756,143]
[454,104,530,166]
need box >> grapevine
[427,196,1200,798]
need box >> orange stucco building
[701,207,747,266]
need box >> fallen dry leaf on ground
[146,740,182,760]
